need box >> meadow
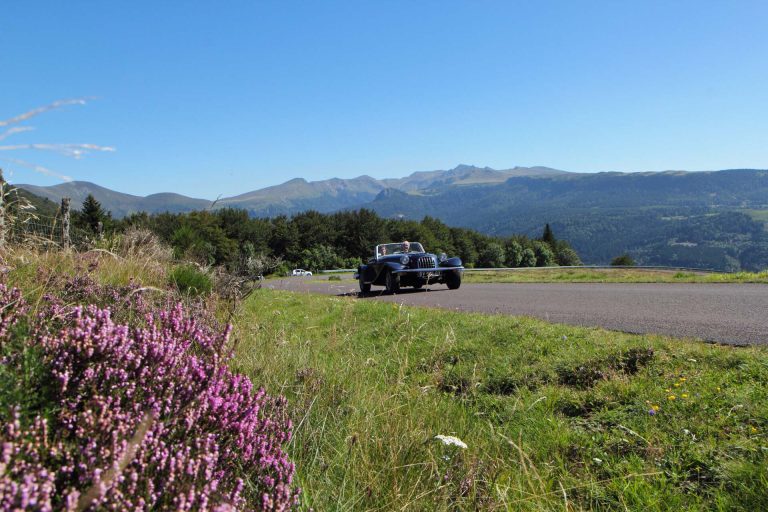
[233,289,768,510]
[2,245,767,510]
[460,268,768,284]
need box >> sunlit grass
[4,247,169,306]
[232,289,768,510]
[5,247,766,510]
[463,268,768,284]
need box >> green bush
[328,275,341,281]
[520,248,537,267]
[169,265,213,296]
[611,253,636,266]
[556,245,582,266]
[533,240,557,267]
[477,242,506,267]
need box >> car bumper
[393,267,464,274]
[354,267,463,281]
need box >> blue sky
[2,1,767,199]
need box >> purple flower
[0,285,299,510]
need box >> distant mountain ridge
[17,181,212,218]
[17,164,564,217]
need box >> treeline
[542,207,768,271]
[74,195,581,273]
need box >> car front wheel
[446,271,461,290]
[385,270,400,294]
[359,275,371,294]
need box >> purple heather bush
[0,282,299,511]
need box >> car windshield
[376,242,424,257]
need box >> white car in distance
[291,269,313,277]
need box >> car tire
[385,270,400,294]
[359,275,371,294]
[446,271,461,290]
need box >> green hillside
[369,170,768,271]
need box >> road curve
[265,278,768,346]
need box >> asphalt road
[265,278,768,346]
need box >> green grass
[4,248,169,306]
[231,290,768,510]
[740,208,768,227]
[463,268,768,284]
[169,264,213,296]
[5,248,767,510]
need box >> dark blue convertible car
[354,241,464,294]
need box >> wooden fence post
[61,197,71,249]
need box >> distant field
[234,290,768,510]
[462,268,768,284]
[741,208,768,227]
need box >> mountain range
[17,165,768,271]
[17,164,567,218]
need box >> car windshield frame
[376,242,424,258]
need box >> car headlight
[439,253,447,262]
[400,255,410,265]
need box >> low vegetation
[0,246,298,510]
[2,241,766,510]
[169,263,214,296]
[233,290,768,510]
[463,268,768,284]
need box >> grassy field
[462,268,768,284]
[740,208,768,227]
[232,289,768,510]
[4,248,767,510]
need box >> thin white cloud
[0,126,34,142]
[0,98,92,127]
[0,98,114,183]
[0,157,73,182]
[0,143,116,159]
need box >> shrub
[520,248,537,267]
[611,253,636,266]
[113,227,173,262]
[0,286,299,510]
[477,242,506,268]
[504,240,523,267]
[555,242,582,266]
[533,241,556,267]
[169,264,213,296]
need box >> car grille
[414,256,436,269]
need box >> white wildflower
[435,435,467,449]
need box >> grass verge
[463,268,768,284]
[232,289,768,510]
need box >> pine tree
[541,223,556,246]
[80,194,108,233]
